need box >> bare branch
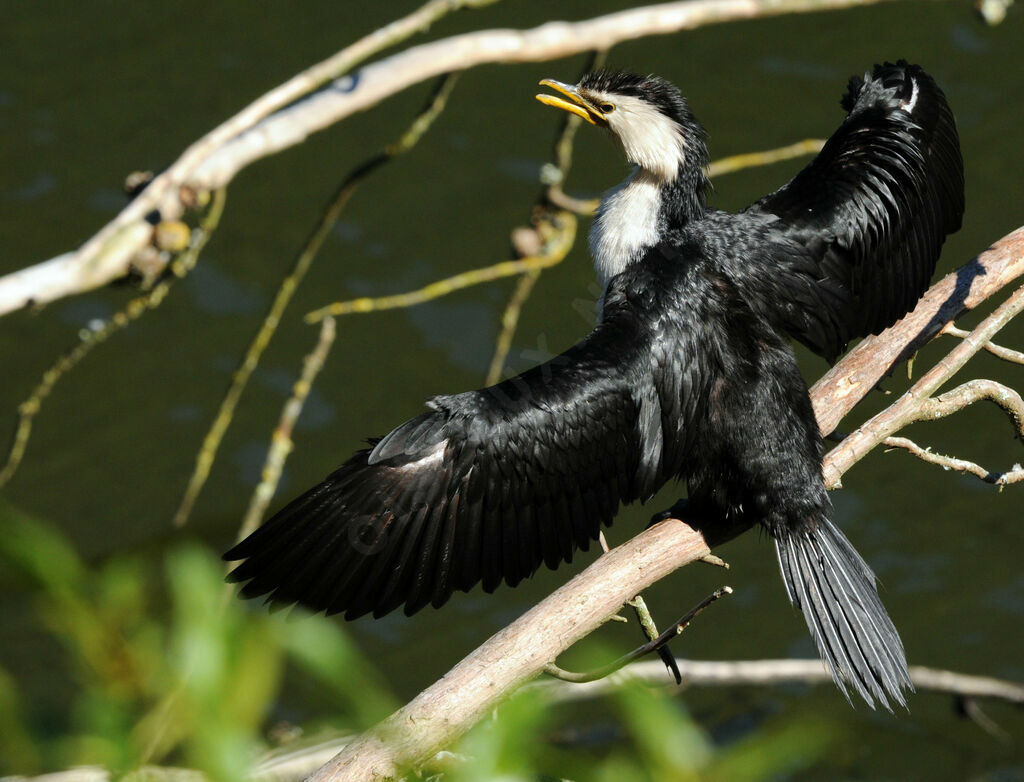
[544,587,732,683]
[705,138,825,177]
[0,0,486,317]
[941,322,1024,365]
[307,519,711,781]
[812,226,1024,438]
[530,659,1024,707]
[0,0,905,318]
[917,378,1024,436]
[823,279,1024,488]
[882,435,1024,486]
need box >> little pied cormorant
[225,62,963,710]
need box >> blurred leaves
[0,505,834,780]
[437,642,834,782]
[0,504,393,778]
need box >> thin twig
[882,435,1023,486]
[304,211,576,323]
[706,138,825,177]
[236,317,338,544]
[544,587,732,683]
[941,322,1024,365]
[956,697,1010,741]
[0,189,226,489]
[171,74,458,528]
[485,269,542,385]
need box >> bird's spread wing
[224,291,687,620]
[743,61,964,360]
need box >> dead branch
[543,587,733,683]
[307,228,1024,781]
[941,323,1024,365]
[0,0,905,318]
[307,519,711,781]
[530,658,1024,706]
[823,277,1024,488]
[811,226,1024,437]
[882,435,1024,486]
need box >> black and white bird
[225,62,963,709]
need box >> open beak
[535,79,606,125]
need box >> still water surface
[2,1,1022,777]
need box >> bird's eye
[599,102,616,114]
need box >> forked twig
[544,587,732,683]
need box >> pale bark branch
[530,658,1024,706]
[811,226,1024,438]
[882,435,1024,486]
[0,0,488,317]
[310,228,1024,780]
[308,519,711,781]
[823,277,1024,488]
[0,0,903,318]
[941,322,1024,365]
[917,378,1024,435]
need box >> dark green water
[2,1,1023,777]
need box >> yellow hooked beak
[535,79,607,125]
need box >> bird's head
[536,70,707,183]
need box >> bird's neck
[589,162,708,287]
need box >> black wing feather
[744,61,964,360]
[224,294,693,620]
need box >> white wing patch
[396,439,447,472]
[901,77,919,113]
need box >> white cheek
[608,97,685,181]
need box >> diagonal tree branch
[823,279,1024,488]
[811,226,1024,437]
[307,518,712,781]
[306,227,1024,781]
[0,0,908,318]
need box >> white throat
[589,168,663,287]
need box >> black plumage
[225,62,963,709]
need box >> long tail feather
[775,517,912,710]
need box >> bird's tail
[774,517,912,709]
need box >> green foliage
[0,504,393,779]
[439,644,835,782]
[1,505,834,781]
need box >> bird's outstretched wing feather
[743,61,964,360]
[224,293,680,620]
